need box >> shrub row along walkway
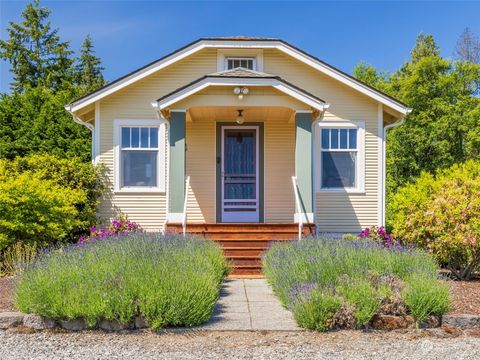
[199,279,301,331]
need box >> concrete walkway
[200,279,301,331]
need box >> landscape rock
[419,315,441,328]
[0,312,24,329]
[134,316,148,329]
[370,314,415,330]
[60,319,87,331]
[443,314,480,329]
[23,314,56,330]
[98,319,133,331]
[427,324,463,338]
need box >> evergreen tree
[75,34,105,93]
[455,27,480,63]
[0,0,74,92]
[410,33,440,63]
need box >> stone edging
[0,312,148,332]
[1,311,480,332]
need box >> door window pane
[224,183,256,199]
[322,152,356,188]
[225,131,255,175]
[122,151,157,187]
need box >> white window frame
[113,119,166,193]
[225,57,257,71]
[217,49,264,72]
[315,121,365,193]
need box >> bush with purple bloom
[78,214,143,244]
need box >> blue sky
[1,1,479,93]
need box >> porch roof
[151,68,329,114]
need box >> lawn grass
[14,233,229,329]
[263,238,450,331]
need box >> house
[65,37,410,274]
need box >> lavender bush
[263,238,450,331]
[15,233,229,329]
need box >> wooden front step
[166,223,315,276]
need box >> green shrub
[0,172,85,251]
[402,275,451,322]
[263,238,449,331]
[390,160,480,279]
[14,233,229,329]
[336,278,382,325]
[293,289,342,331]
[0,154,104,252]
[0,242,37,276]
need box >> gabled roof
[153,70,327,112]
[65,37,411,115]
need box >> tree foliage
[455,27,480,64]
[0,0,105,161]
[354,33,480,193]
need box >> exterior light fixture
[236,109,244,124]
[233,87,249,100]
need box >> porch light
[236,109,244,124]
[233,87,249,100]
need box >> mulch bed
[448,279,480,315]
[0,277,15,312]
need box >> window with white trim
[320,127,360,189]
[119,125,162,189]
[225,57,256,70]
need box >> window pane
[331,129,339,149]
[349,129,357,149]
[121,128,130,148]
[131,128,140,148]
[150,127,158,148]
[322,152,356,188]
[140,128,149,148]
[321,129,330,148]
[340,129,348,149]
[122,151,157,187]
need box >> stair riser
[230,268,263,276]
[223,249,267,257]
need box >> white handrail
[182,176,190,237]
[291,176,303,241]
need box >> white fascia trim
[152,77,327,111]
[68,39,410,115]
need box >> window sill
[317,188,365,194]
[114,187,165,194]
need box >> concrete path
[200,279,301,331]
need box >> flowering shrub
[358,226,396,248]
[78,215,143,243]
[263,238,450,331]
[390,160,480,280]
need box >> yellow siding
[264,49,380,232]
[184,116,295,223]
[96,46,382,232]
[97,49,217,230]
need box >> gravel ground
[1,329,480,359]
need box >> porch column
[295,111,313,223]
[168,110,186,222]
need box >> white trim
[294,212,314,224]
[94,102,101,165]
[381,117,406,226]
[377,104,384,227]
[66,39,409,115]
[113,119,166,193]
[221,125,259,223]
[167,212,183,222]
[152,77,327,112]
[314,120,366,193]
[217,48,264,72]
